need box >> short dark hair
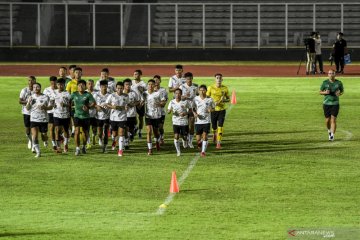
[69,65,77,70]
[174,88,182,94]
[99,80,108,86]
[77,80,86,86]
[87,79,94,83]
[153,75,161,80]
[199,84,207,91]
[49,76,57,82]
[33,82,41,88]
[338,32,344,36]
[101,68,109,73]
[175,64,183,69]
[116,81,124,87]
[134,69,142,75]
[74,67,82,72]
[123,78,132,84]
[56,78,65,84]
[214,73,223,78]
[29,76,36,81]
[60,66,67,71]
[184,72,193,79]
[148,79,155,84]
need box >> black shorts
[97,119,109,128]
[173,125,189,136]
[323,104,340,118]
[145,118,160,128]
[211,110,226,129]
[110,121,127,131]
[23,114,31,128]
[136,105,145,117]
[195,123,211,135]
[70,109,75,118]
[89,117,97,128]
[30,121,48,133]
[74,117,90,131]
[53,117,70,132]
[126,117,137,130]
[48,113,54,124]
[159,115,165,125]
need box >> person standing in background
[332,32,347,74]
[314,32,324,74]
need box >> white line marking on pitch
[156,104,235,215]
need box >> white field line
[156,104,235,215]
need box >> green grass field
[1,76,359,239]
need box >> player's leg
[211,111,219,143]
[62,118,70,153]
[117,124,125,157]
[54,117,62,153]
[188,114,195,148]
[137,106,145,139]
[48,114,56,150]
[81,119,90,154]
[195,124,202,150]
[323,105,332,140]
[152,119,161,151]
[145,118,153,155]
[216,110,226,149]
[201,124,210,157]
[23,114,32,150]
[329,105,339,141]
[31,123,40,157]
[102,120,109,153]
[111,121,118,151]
[173,125,181,156]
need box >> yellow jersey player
[206,73,230,149]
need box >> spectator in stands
[305,32,316,75]
[332,32,347,74]
[314,32,324,74]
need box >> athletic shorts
[126,117,137,130]
[48,113,54,124]
[23,114,31,128]
[211,110,226,130]
[136,105,145,117]
[110,121,127,131]
[145,117,160,128]
[89,117,97,128]
[30,121,48,133]
[73,117,90,131]
[96,119,109,128]
[173,125,189,136]
[53,117,70,132]
[323,104,340,118]
[159,115,165,125]
[195,123,211,135]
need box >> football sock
[217,127,224,142]
[119,136,124,150]
[202,140,208,153]
[174,139,180,153]
[147,142,152,150]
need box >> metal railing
[0,2,359,49]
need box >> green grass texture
[1,76,359,240]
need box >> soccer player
[53,78,71,153]
[70,80,96,156]
[154,75,168,145]
[43,76,58,150]
[86,79,98,149]
[66,67,83,137]
[66,65,77,83]
[206,73,230,149]
[319,69,344,141]
[106,82,129,157]
[26,83,53,157]
[194,85,215,157]
[123,78,140,150]
[19,76,36,150]
[179,72,198,148]
[94,68,116,94]
[58,66,72,87]
[168,64,186,93]
[131,70,147,138]
[143,79,167,155]
[167,88,192,156]
[93,80,111,153]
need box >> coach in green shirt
[319,69,344,141]
[71,80,96,155]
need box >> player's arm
[319,83,330,95]
[25,96,33,110]
[336,83,344,96]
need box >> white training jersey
[43,86,56,114]
[194,96,215,124]
[180,83,198,108]
[126,90,140,118]
[131,80,147,101]
[167,99,191,126]
[168,75,186,89]
[28,93,50,123]
[87,90,98,118]
[143,91,162,119]
[53,90,71,119]
[157,87,168,116]
[94,78,116,94]
[106,93,129,122]
[19,87,33,115]
[93,91,111,120]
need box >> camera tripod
[296,47,308,75]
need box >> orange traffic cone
[169,171,179,193]
[231,89,237,104]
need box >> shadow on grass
[0,232,52,238]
